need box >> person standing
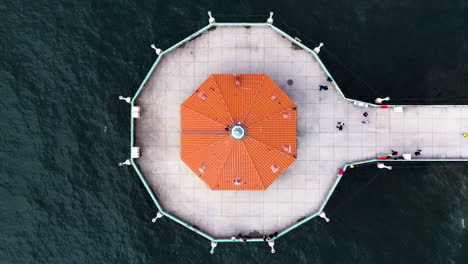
[336,122,344,131]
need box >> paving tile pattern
[134,25,468,238]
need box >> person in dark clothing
[363,112,368,117]
[415,149,421,156]
[336,122,344,131]
[267,232,278,239]
[319,85,329,91]
[327,77,333,82]
[391,150,398,156]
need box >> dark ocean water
[1,0,468,263]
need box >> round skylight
[230,124,246,140]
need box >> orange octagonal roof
[181,74,297,190]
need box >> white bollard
[131,106,141,119]
[150,44,162,55]
[119,96,131,104]
[313,42,324,54]
[268,240,276,253]
[319,212,330,222]
[267,11,274,24]
[210,241,217,254]
[377,163,392,170]
[375,97,390,104]
[208,11,215,24]
[118,159,131,166]
[131,147,140,159]
[151,211,163,223]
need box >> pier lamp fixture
[375,97,390,104]
[267,12,274,24]
[377,163,392,170]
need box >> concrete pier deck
[133,25,468,238]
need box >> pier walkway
[133,25,468,238]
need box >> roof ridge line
[181,133,230,159]
[248,105,297,129]
[245,135,296,161]
[247,103,296,128]
[181,105,226,127]
[241,74,267,124]
[208,138,236,189]
[211,74,236,124]
[240,140,267,189]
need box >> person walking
[414,149,422,156]
[319,85,329,91]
